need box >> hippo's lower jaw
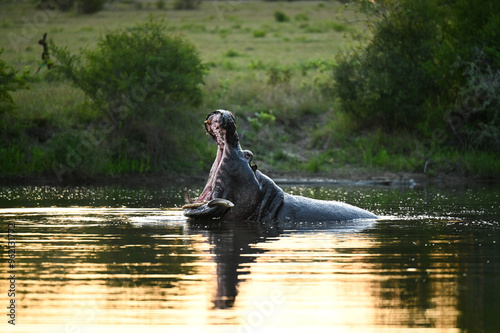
[183,202,229,219]
[183,198,235,219]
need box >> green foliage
[39,0,105,14]
[156,0,166,10]
[449,0,500,68]
[46,130,101,179]
[0,49,27,117]
[459,150,500,178]
[274,11,290,23]
[334,0,500,157]
[103,152,151,175]
[299,58,335,75]
[78,0,106,14]
[2,1,498,180]
[294,13,309,22]
[334,0,441,130]
[215,78,231,100]
[248,110,276,132]
[248,58,266,70]
[0,145,26,176]
[267,65,292,85]
[449,48,500,152]
[253,29,267,38]
[52,19,205,119]
[306,153,330,173]
[257,110,276,125]
[225,49,240,58]
[173,0,202,10]
[0,144,49,177]
[329,21,348,33]
[50,19,207,174]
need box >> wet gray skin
[183,110,378,222]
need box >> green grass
[0,1,354,69]
[1,1,499,180]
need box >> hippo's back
[276,193,377,223]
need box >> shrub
[78,0,106,14]
[53,19,205,118]
[334,0,441,131]
[156,0,166,10]
[449,48,500,152]
[294,13,309,21]
[0,49,27,117]
[225,49,240,57]
[267,65,292,85]
[274,11,290,23]
[173,0,202,10]
[39,0,105,14]
[329,21,347,33]
[51,19,207,171]
[334,0,500,154]
[37,0,75,11]
[253,30,267,38]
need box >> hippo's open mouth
[182,111,235,214]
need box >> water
[0,182,499,332]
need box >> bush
[334,0,441,131]
[37,0,75,11]
[78,0,106,14]
[156,0,166,10]
[449,48,500,152]
[38,0,105,14]
[334,0,500,154]
[225,49,240,58]
[274,11,290,23]
[267,65,292,85]
[0,49,27,117]
[294,13,309,21]
[253,30,267,38]
[173,0,202,10]
[52,19,205,118]
[51,19,207,172]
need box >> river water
[0,182,499,332]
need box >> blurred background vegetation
[0,0,499,182]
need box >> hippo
[183,110,378,222]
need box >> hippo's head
[183,110,262,220]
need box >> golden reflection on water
[0,206,496,332]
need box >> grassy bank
[1,0,499,182]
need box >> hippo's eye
[243,150,253,163]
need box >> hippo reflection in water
[183,110,377,222]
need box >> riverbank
[2,167,496,189]
[1,1,499,182]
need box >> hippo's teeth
[207,198,235,208]
[205,120,213,134]
[181,201,207,209]
[184,187,194,204]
